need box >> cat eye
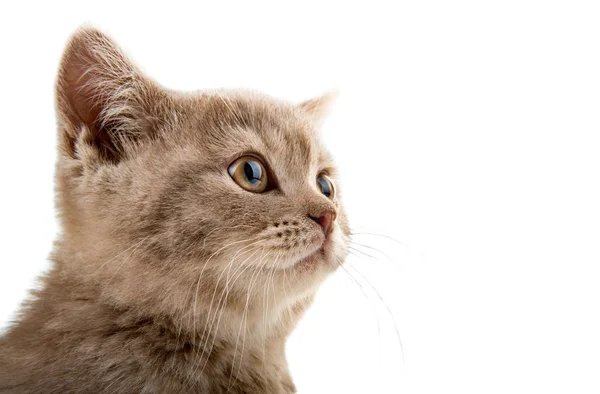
[317,175,335,200]
[228,156,268,193]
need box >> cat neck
[4,264,306,393]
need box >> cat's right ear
[55,27,170,165]
[298,90,338,127]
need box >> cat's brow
[278,129,313,160]
[215,95,315,168]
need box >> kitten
[0,27,349,394]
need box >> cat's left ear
[298,90,337,126]
[55,26,172,165]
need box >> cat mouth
[292,237,333,270]
[288,250,321,272]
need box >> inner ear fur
[298,90,337,126]
[55,27,170,163]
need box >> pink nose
[310,212,336,236]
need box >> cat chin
[292,247,324,270]
[286,237,342,275]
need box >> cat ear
[56,27,169,164]
[298,90,337,126]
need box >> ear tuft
[56,26,167,163]
[298,90,338,126]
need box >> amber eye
[228,156,268,193]
[317,175,335,200]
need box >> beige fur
[0,27,349,393]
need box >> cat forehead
[182,92,326,172]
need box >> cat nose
[309,211,336,236]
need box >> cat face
[54,28,349,314]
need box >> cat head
[54,27,350,321]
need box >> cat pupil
[244,161,261,185]
[317,177,331,197]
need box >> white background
[1,1,599,393]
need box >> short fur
[0,27,349,393]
